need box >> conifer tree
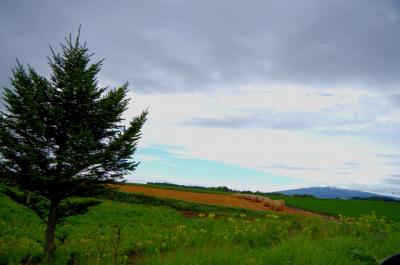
[0,30,148,261]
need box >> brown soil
[119,184,266,211]
[285,206,335,220]
[128,249,144,265]
[118,184,330,219]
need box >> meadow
[1,190,400,265]
[269,195,400,222]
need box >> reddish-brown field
[118,184,326,218]
[119,184,266,211]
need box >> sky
[1,0,400,195]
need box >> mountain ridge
[277,186,399,201]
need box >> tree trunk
[45,200,59,264]
[26,191,31,204]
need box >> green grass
[142,235,400,265]
[269,195,400,222]
[125,183,400,222]
[1,191,400,265]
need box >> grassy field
[1,190,400,265]
[125,183,400,222]
[269,195,400,222]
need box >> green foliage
[338,213,393,238]
[1,191,400,265]
[0,32,147,202]
[0,193,44,265]
[0,30,147,260]
[1,186,49,221]
[1,185,101,223]
[351,196,399,202]
[291,193,315,197]
[270,195,400,222]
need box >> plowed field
[118,184,327,218]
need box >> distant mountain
[277,187,399,201]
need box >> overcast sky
[1,0,400,195]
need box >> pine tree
[0,30,148,262]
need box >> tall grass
[1,192,399,265]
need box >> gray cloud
[182,114,312,130]
[373,153,400,160]
[347,182,400,197]
[1,0,399,196]
[1,0,400,99]
[262,164,324,171]
[383,174,400,189]
[307,92,335,97]
[182,108,375,131]
[183,116,254,129]
[342,162,361,168]
[390,94,400,106]
[261,164,349,175]
[384,175,400,185]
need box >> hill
[1,189,400,264]
[277,186,399,201]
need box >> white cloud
[122,84,400,194]
[1,0,399,195]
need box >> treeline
[146,182,314,198]
[147,182,234,193]
[350,196,399,202]
[147,182,285,196]
[145,182,400,202]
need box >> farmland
[270,195,400,222]
[119,184,267,211]
[118,184,327,218]
[130,182,233,195]
[122,183,400,222]
[1,185,400,264]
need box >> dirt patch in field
[118,184,331,219]
[128,249,144,265]
[285,206,336,220]
[179,210,200,218]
